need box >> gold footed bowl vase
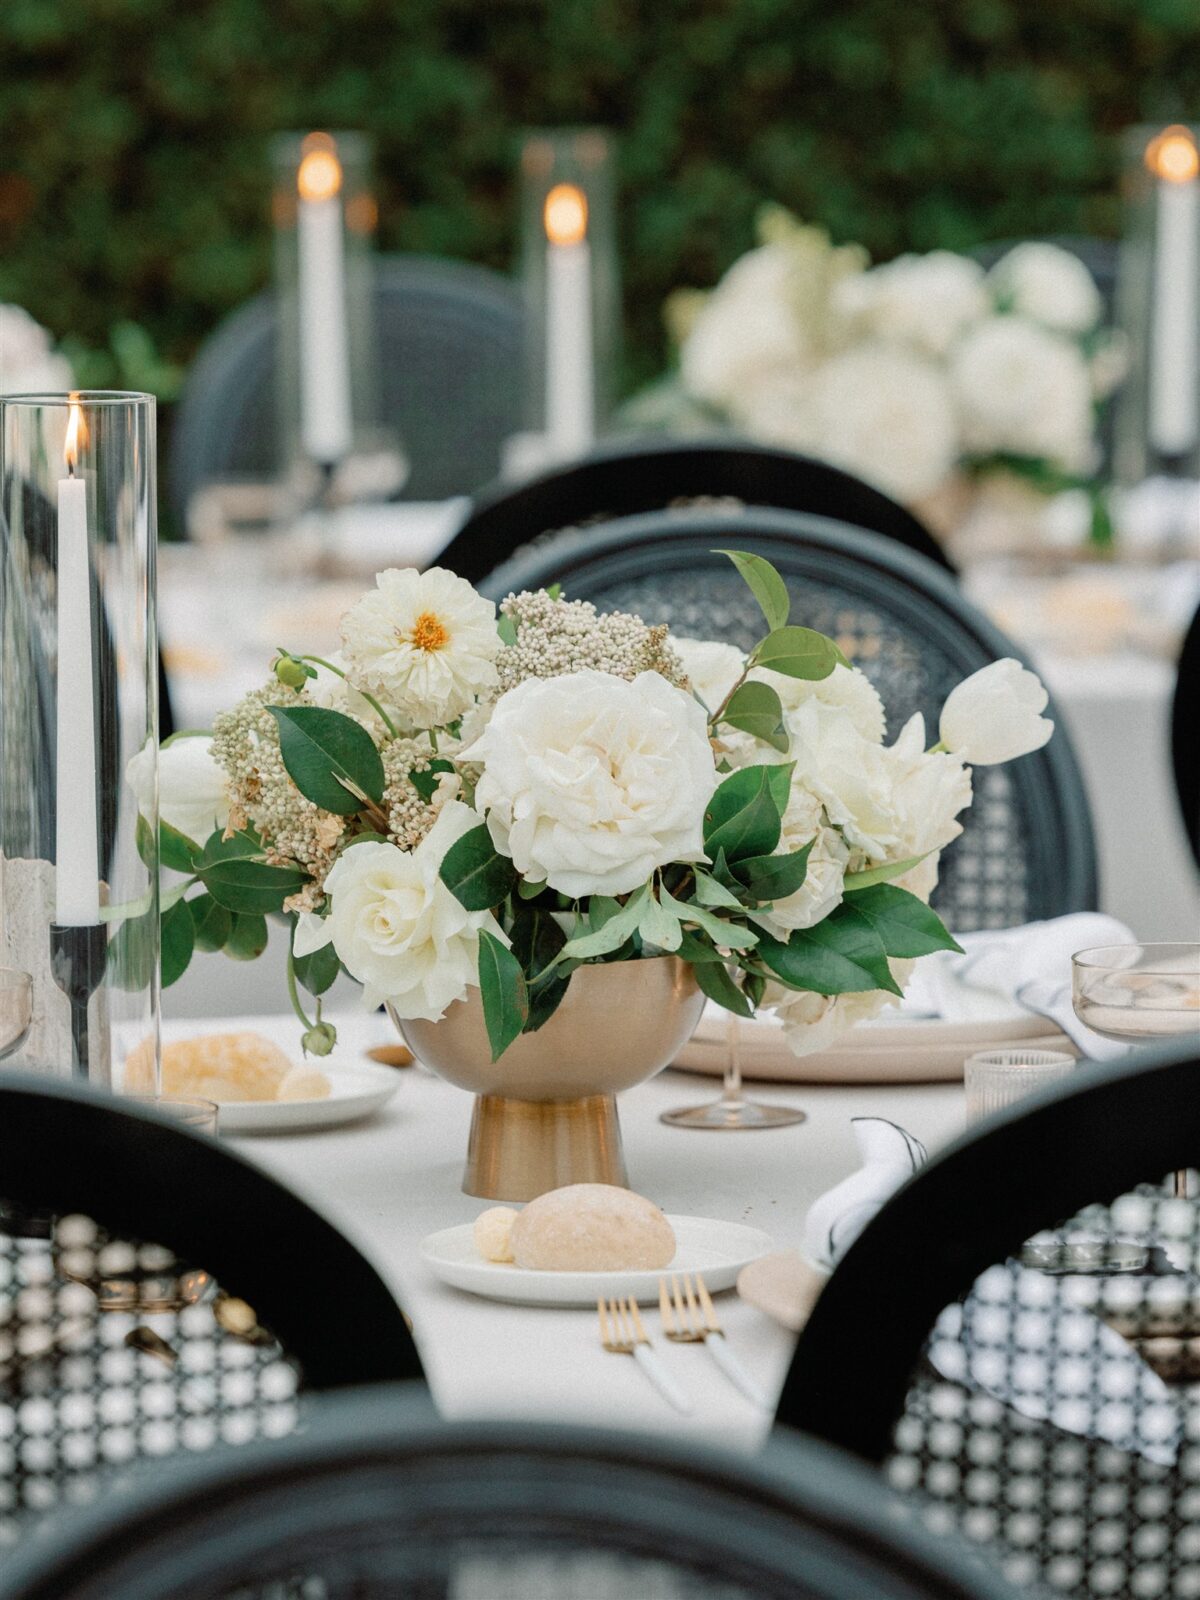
[392,956,705,1201]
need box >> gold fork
[659,1272,771,1409]
[598,1295,692,1414]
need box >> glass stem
[722,1013,745,1109]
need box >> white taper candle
[1147,127,1200,459]
[297,139,354,467]
[543,182,595,460]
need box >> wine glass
[0,969,33,1061]
[660,1011,807,1130]
[1073,942,1200,1196]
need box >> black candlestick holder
[49,924,107,1079]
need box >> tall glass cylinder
[1115,123,1200,482]
[0,392,160,1089]
[518,127,619,464]
[272,131,399,508]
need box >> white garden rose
[833,251,989,357]
[339,566,500,728]
[987,242,1103,335]
[879,714,973,859]
[784,700,899,859]
[939,659,1053,765]
[780,343,960,503]
[127,735,230,845]
[950,316,1094,471]
[674,636,745,714]
[680,243,811,412]
[295,801,505,1019]
[764,963,914,1057]
[750,790,850,938]
[467,669,717,899]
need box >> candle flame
[1146,126,1199,185]
[544,183,587,247]
[64,393,86,473]
[298,141,343,203]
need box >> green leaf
[753,626,840,682]
[107,911,156,992]
[497,614,518,646]
[161,898,195,988]
[720,681,789,752]
[716,549,790,632]
[268,705,385,814]
[439,822,518,911]
[524,971,571,1033]
[734,840,814,904]
[658,885,759,950]
[693,868,743,910]
[226,912,269,961]
[188,892,231,952]
[195,826,268,869]
[294,936,341,994]
[703,765,785,863]
[201,857,309,915]
[845,884,963,957]
[757,915,901,996]
[638,893,683,952]
[743,970,767,1009]
[842,854,928,892]
[508,905,566,980]
[409,759,454,803]
[560,884,650,961]
[765,763,794,814]
[136,813,155,870]
[693,957,754,1018]
[677,930,728,965]
[160,822,197,874]
[478,930,528,1061]
[517,876,549,901]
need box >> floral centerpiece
[629,207,1123,549]
[151,553,1052,1071]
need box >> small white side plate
[218,1062,401,1134]
[420,1214,773,1306]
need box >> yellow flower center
[409,611,449,652]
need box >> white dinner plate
[420,1214,774,1307]
[218,1062,401,1134]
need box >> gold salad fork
[660,1272,771,1409]
[598,1295,692,1414]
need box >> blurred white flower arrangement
[636,208,1123,540]
[0,306,74,395]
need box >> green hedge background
[2,0,1199,394]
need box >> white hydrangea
[833,251,989,357]
[950,316,1095,471]
[987,243,1103,335]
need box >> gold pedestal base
[463,1093,627,1201]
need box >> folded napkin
[900,911,1135,1059]
[802,1118,927,1273]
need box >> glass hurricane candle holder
[515,127,619,470]
[0,392,160,1088]
[272,131,403,511]
[1115,123,1200,483]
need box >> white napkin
[802,1118,927,1273]
[900,912,1135,1059]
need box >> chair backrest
[1172,604,1200,869]
[0,1073,423,1543]
[168,254,524,526]
[777,1042,1200,1598]
[0,1386,1020,1600]
[478,508,1098,930]
[440,436,952,583]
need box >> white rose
[764,964,913,1057]
[988,243,1103,335]
[674,637,745,714]
[0,305,74,395]
[950,316,1095,471]
[339,566,500,728]
[750,801,850,938]
[468,669,717,899]
[833,251,989,357]
[680,243,810,412]
[879,713,973,859]
[777,343,960,503]
[939,659,1054,765]
[784,701,899,859]
[297,801,505,1018]
[126,735,230,845]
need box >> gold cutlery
[598,1294,692,1414]
[659,1272,771,1409]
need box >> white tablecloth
[174,1009,966,1450]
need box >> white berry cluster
[496,590,686,696]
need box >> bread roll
[509,1184,676,1272]
[125,1032,330,1103]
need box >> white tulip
[127,735,230,845]
[939,660,1054,765]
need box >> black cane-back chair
[0,1074,424,1545]
[440,436,952,584]
[0,1385,1020,1600]
[1171,604,1200,870]
[779,1042,1200,1600]
[168,255,524,526]
[479,508,1097,931]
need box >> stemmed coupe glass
[661,1011,807,1130]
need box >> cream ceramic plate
[673,1005,1072,1084]
[218,1062,401,1133]
[420,1214,774,1307]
